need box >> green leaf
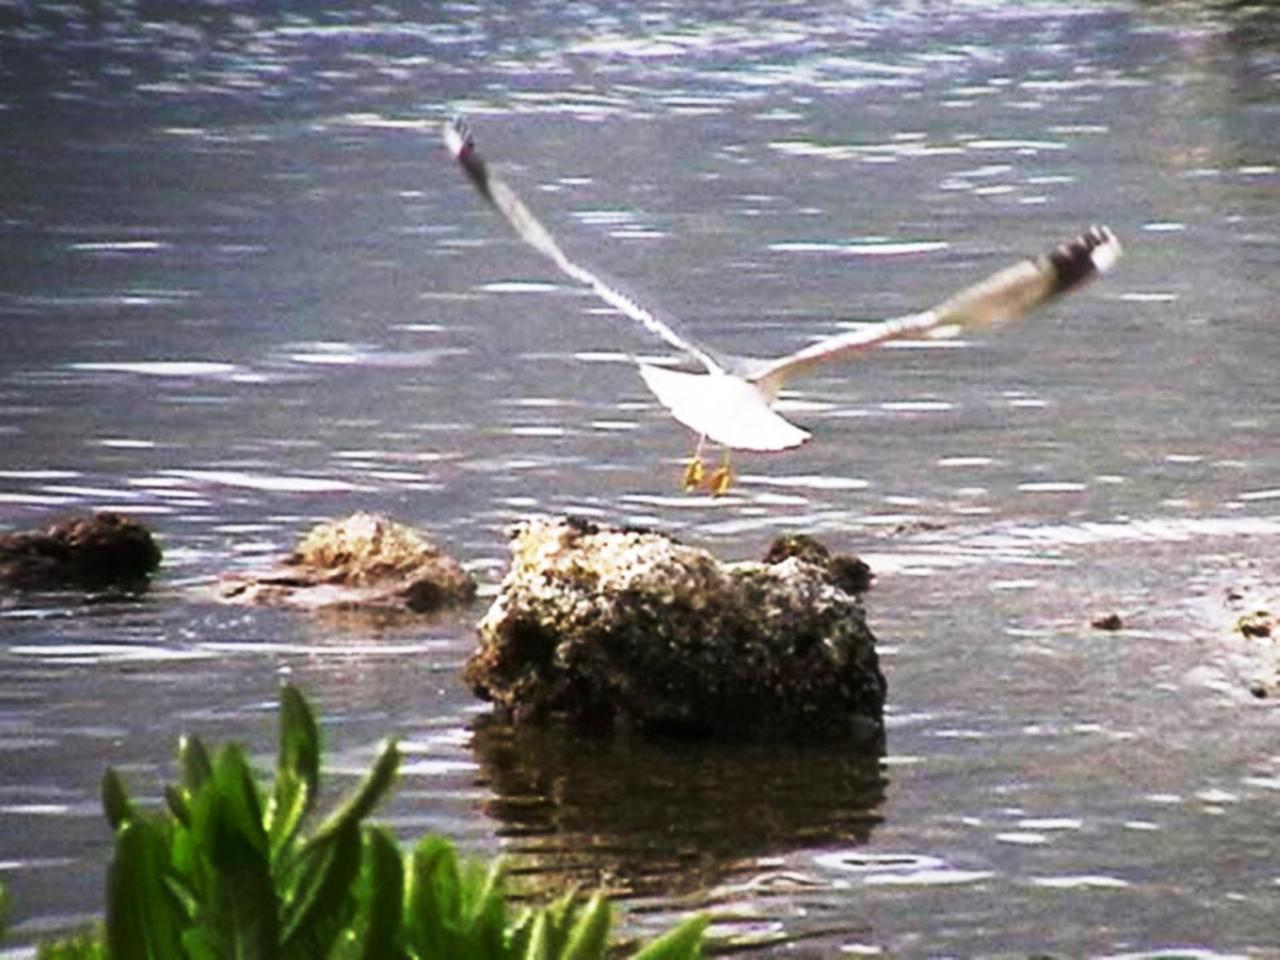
[181,925,221,960]
[180,735,214,791]
[541,887,581,951]
[196,745,269,859]
[167,820,200,903]
[106,819,188,960]
[402,835,511,958]
[521,911,551,960]
[629,915,708,960]
[188,745,278,960]
[402,836,459,957]
[460,857,507,958]
[266,684,321,860]
[311,738,399,844]
[506,908,536,959]
[166,735,213,827]
[561,893,611,960]
[0,880,8,943]
[35,927,108,960]
[101,768,135,831]
[206,843,278,960]
[357,826,404,960]
[278,818,363,958]
[165,784,193,827]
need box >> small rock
[217,512,475,614]
[1091,612,1125,631]
[0,512,161,590]
[891,519,948,536]
[466,517,884,743]
[762,533,873,594]
[1237,611,1273,640]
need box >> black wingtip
[443,115,491,197]
[1045,225,1122,296]
[443,116,474,161]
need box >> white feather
[638,365,811,452]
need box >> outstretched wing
[751,226,1122,393]
[444,117,727,375]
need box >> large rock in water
[466,517,885,742]
[217,512,476,614]
[0,512,161,590]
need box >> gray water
[2,1,1280,956]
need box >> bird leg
[681,435,707,491]
[707,448,733,496]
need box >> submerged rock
[0,512,161,590]
[466,517,885,742]
[1091,612,1125,631]
[1236,610,1274,640]
[217,512,476,614]
[761,533,874,595]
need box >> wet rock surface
[1090,612,1125,631]
[0,512,161,590]
[1222,584,1279,698]
[216,512,476,614]
[466,517,885,742]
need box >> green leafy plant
[5,684,706,960]
[1,880,106,960]
[37,927,108,960]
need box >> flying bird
[444,117,1121,495]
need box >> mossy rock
[468,517,884,744]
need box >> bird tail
[638,364,811,451]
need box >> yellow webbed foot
[682,457,705,491]
[707,465,733,497]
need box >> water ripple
[161,469,365,494]
[68,361,239,378]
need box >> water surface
[2,2,1279,956]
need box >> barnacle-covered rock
[0,512,161,590]
[467,517,884,743]
[217,512,475,614]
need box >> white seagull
[444,117,1122,495]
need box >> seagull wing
[444,118,727,375]
[751,226,1123,394]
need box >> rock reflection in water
[469,717,886,897]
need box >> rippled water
[2,1,1280,956]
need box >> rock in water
[467,517,885,742]
[0,512,161,590]
[217,512,475,614]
